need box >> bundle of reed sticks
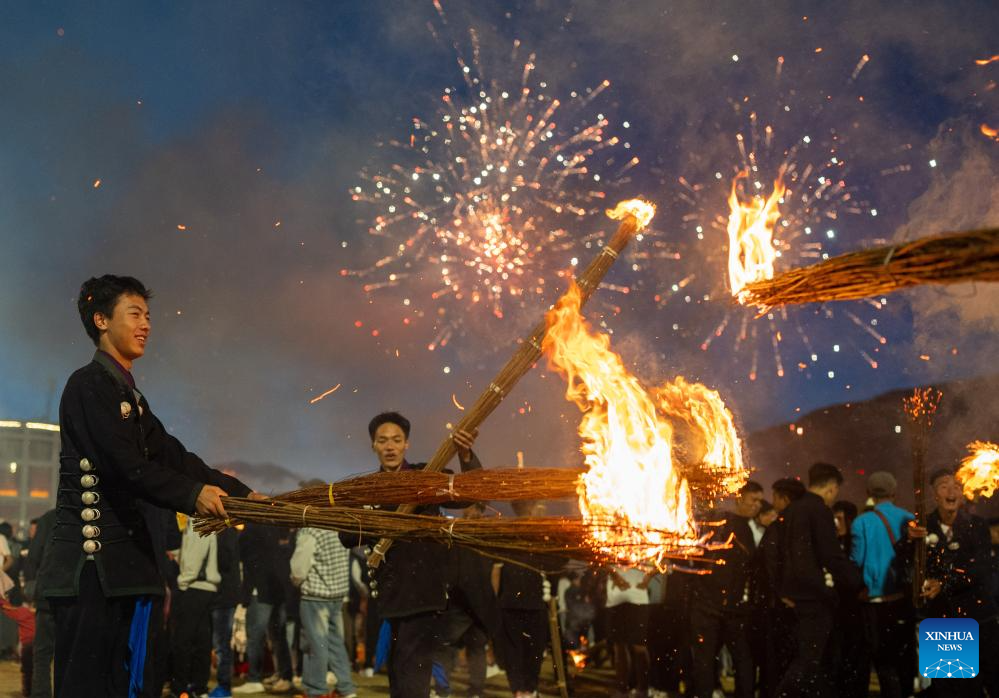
[741,228,999,309]
[276,467,583,508]
[194,496,720,569]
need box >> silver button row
[80,459,101,552]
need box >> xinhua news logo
[919,618,979,679]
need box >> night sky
[1,2,997,485]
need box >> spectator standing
[756,478,805,697]
[495,501,550,698]
[291,525,357,698]
[850,472,913,698]
[235,523,294,693]
[774,463,862,698]
[828,500,866,698]
[170,515,220,698]
[209,525,241,698]
[689,481,763,698]
[605,565,652,698]
[24,508,57,698]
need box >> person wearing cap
[37,275,265,698]
[848,471,913,698]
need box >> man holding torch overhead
[38,275,265,698]
[341,411,500,698]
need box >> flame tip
[606,198,656,230]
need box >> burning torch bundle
[956,441,999,499]
[740,227,999,310]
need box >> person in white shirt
[291,526,357,698]
[606,565,653,698]
[170,516,221,697]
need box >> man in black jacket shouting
[774,462,862,697]
[38,275,264,698]
[341,411,499,698]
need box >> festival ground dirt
[0,655,659,697]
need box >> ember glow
[956,441,999,499]
[727,170,784,302]
[543,281,720,566]
[347,26,635,352]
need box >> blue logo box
[919,618,979,679]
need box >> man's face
[758,509,778,527]
[833,511,848,537]
[372,422,409,471]
[772,492,787,513]
[95,293,150,364]
[736,490,763,518]
[932,475,963,517]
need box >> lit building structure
[0,419,60,532]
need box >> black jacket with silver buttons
[38,353,252,598]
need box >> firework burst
[649,54,893,382]
[345,26,638,353]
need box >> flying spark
[309,384,342,404]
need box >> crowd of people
[3,273,999,698]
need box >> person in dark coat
[897,469,999,698]
[235,523,294,693]
[827,500,867,698]
[24,509,56,698]
[494,501,550,698]
[433,503,493,698]
[36,275,262,698]
[339,411,497,698]
[773,463,863,698]
[209,526,241,698]
[689,480,763,698]
[756,477,805,698]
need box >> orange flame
[606,198,656,230]
[981,124,999,141]
[657,377,748,497]
[975,55,999,66]
[956,441,999,499]
[544,282,742,565]
[727,171,785,303]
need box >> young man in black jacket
[37,275,264,698]
[341,411,498,698]
[756,477,805,698]
[773,463,862,698]
[690,480,763,698]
